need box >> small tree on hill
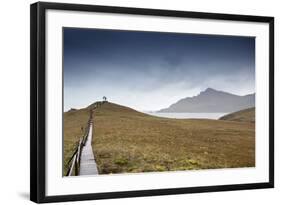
[103,96,107,102]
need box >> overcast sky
[63,28,255,111]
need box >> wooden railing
[66,116,92,176]
[66,137,83,176]
[65,101,104,176]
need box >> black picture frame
[30,2,274,203]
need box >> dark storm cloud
[63,28,255,111]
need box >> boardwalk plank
[79,121,98,175]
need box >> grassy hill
[92,102,255,174]
[63,102,255,175]
[63,108,91,175]
[219,107,255,123]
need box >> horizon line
[64,87,255,112]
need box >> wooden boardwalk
[79,119,99,175]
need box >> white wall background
[0,0,279,204]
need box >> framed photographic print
[30,2,274,203]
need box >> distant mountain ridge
[158,88,255,113]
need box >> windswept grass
[63,108,90,175]
[92,102,255,174]
[220,107,255,123]
[63,102,255,175]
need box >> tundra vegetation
[64,102,255,175]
